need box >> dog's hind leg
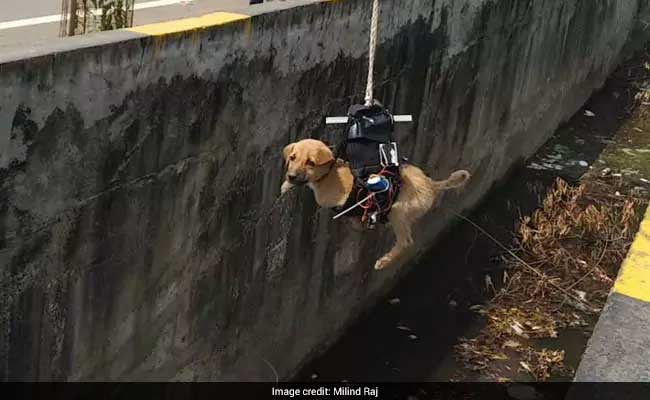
[374,206,413,270]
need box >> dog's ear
[283,143,295,162]
[313,145,335,166]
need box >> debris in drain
[454,177,647,381]
[388,298,401,305]
[621,168,640,176]
[632,186,648,196]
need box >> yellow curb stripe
[128,12,250,36]
[614,204,650,303]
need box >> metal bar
[325,117,350,124]
[332,184,390,220]
[332,194,374,220]
[393,115,413,122]
[325,115,413,125]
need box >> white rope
[364,0,380,106]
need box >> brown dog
[281,138,470,270]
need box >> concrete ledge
[575,205,650,382]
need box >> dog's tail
[397,166,471,220]
[435,169,471,190]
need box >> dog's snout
[287,173,307,185]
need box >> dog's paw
[280,180,295,195]
[374,256,392,270]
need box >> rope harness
[326,0,410,229]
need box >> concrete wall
[0,0,647,381]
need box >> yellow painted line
[614,204,650,302]
[128,12,250,36]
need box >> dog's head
[282,139,335,185]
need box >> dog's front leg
[281,180,296,195]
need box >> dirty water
[295,48,650,382]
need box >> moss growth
[599,106,650,179]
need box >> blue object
[367,175,390,192]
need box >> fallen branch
[564,241,609,292]
[450,211,597,312]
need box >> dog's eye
[289,155,296,161]
[306,160,315,167]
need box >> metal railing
[60,0,135,37]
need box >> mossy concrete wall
[0,0,647,381]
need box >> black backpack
[339,103,395,178]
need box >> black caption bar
[1,382,650,400]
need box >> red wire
[357,184,373,223]
[355,167,399,223]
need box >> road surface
[0,0,307,50]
